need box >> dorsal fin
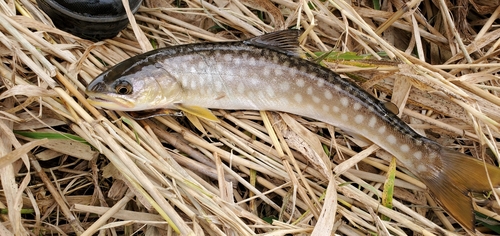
[243,30,303,56]
[383,102,399,114]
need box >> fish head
[86,58,182,111]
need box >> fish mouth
[86,93,135,110]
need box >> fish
[86,30,500,231]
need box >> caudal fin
[420,148,500,230]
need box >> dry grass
[0,0,500,235]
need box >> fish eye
[115,81,132,95]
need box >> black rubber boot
[37,0,143,41]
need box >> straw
[1,0,499,235]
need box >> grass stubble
[0,0,499,235]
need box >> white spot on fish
[215,63,224,73]
[334,85,341,91]
[341,114,348,121]
[353,103,362,110]
[272,55,279,63]
[237,83,245,94]
[281,82,290,91]
[266,86,275,97]
[251,77,260,85]
[223,53,232,62]
[354,114,364,124]
[296,79,305,87]
[428,152,437,161]
[294,93,303,103]
[275,68,283,76]
[340,97,348,107]
[307,87,313,95]
[181,77,189,88]
[312,96,321,103]
[387,135,396,144]
[190,80,197,89]
[263,67,271,77]
[234,57,242,65]
[417,164,428,173]
[400,144,410,152]
[413,151,422,160]
[324,90,333,100]
[248,57,256,66]
[198,60,205,69]
[378,126,386,134]
[332,106,339,113]
[317,79,325,87]
[322,104,329,112]
[236,68,245,77]
[368,116,377,128]
[414,139,423,146]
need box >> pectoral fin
[174,104,219,122]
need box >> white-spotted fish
[86,30,500,231]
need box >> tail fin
[420,148,500,230]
